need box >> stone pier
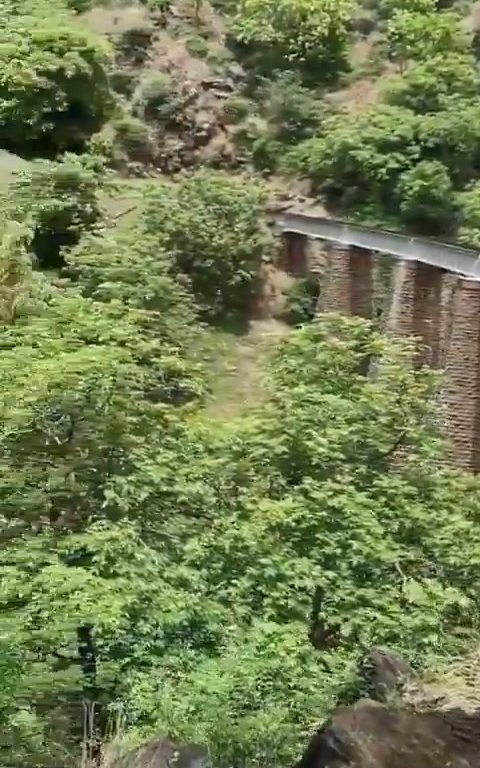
[441,279,480,473]
[386,260,443,368]
[282,232,308,277]
[319,244,373,318]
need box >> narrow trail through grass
[203,317,291,419]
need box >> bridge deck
[274,210,480,280]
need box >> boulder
[111,739,210,768]
[296,698,480,768]
[360,646,418,702]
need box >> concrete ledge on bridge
[274,210,480,279]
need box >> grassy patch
[200,318,291,419]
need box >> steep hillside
[3,2,480,768]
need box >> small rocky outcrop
[296,647,480,768]
[360,646,419,702]
[297,699,480,768]
[111,739,210,768]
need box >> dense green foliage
[231,0,353,80]
[3,0,480,765]
[3,271,480,763]
[280,0,480,239]
[0,9,112,155]
[7,156,103,266]
[142,172,274,319]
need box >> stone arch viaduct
[274,208,480,474]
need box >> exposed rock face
[112,739,211,768]
[360,646,419,702]
[297,699,480,768]
[296,647,480,768]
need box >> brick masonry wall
[441,279,480,473]
[349,247,374,319]
[282,232,308,277]
[386,260,417,339]
[412,263,443,369]
[318,244,373,318]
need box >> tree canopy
[3,0,480,764]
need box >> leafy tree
[378,0,436,16]
[142,171,274,319]
[126,622,358,767]
[65,224,200,348]
[395,160,457,231]
[283,105,421,205]
[457,181,480,249]
[8,156,102,267]
[231,0,353,81]
[385,9,469,68]
[3,309,480,764]
[418,98,480,186]
[383,53,480,113]
[0,286,205,537]
[258,71,323,144]
[191,317,480,653]
[0,14,112,154]
[281,277,319,326]
[0,520,230,764]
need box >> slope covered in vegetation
[2,0,480,766]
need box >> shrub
[457,181,480,249]
[395,160,457,232]
[117,24,154,65]
[385,9,469,67]
[110,69,139,97]
[185,34,210,59]
[282,105,421,206]
[259,71,323,144]
[383,53,480,113]
[378,0,436,17]
[133,72,176,122]
[231,0,353,82]
[0,17,112,155]
[8,156,102,268]
[251,136,283,173]
[113,115,154,162]
[222,95,254,124]
[142,170,274,319]
[281,277,319,326]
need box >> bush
[222,95,254,124]
[251,136,283,172]
[185,34,210,59]
[259,72,323,143]
[113,115,154,162]
[395,160,457,232]
[65,225,199,345]
[383,53,480,113]
[0,17,112,155]
[231,0,353,82]
[110,69,139,97]
[133,72,176,122]
[378,0,436,17]
[455,181,480,249]
[117,24,154,65]
[282,105,421,206]
[385,9,469,66]
[142,170,274,319]
[281,277,319,326]
[8,156,102,268]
